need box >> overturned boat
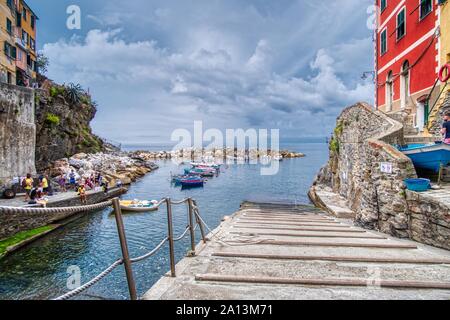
[398,142,450,173]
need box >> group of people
[22,173,51,205]
[22,170,109,205]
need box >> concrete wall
[0,82,36,183]
[0,187,126,240]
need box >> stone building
[310,102,449,250]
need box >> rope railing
[0,200,113,215]
[54,259,124,301]
[51,197,207,301]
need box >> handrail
[426,80,448,126]
[53,196,207,301]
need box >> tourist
[41,175,49,196]
[85,176,94,190]
[22,173,34,202]
[77,184,87,205]
[116,179,123,188]
[58,173,67,192]
[96,172,102,186]
[69,170,76,190]
[101,181,109,194]
[441,113,450,144]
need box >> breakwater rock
[49,152,158,187]
[130,148,305,161]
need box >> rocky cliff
[34,83,106,172]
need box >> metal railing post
[187,198,196,254]
[112,198,138,300]
[193,200,207,244]
[166,198,176,277]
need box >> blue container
[404,178,431,192]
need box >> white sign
[380,162,393,174]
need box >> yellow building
[15,0,38,85]
[422,1,450,135]
[0,0,18,84]
[0,0,37,87]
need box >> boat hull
[400,143,450,172]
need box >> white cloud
[43,20,374,143]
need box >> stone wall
[0,187,126,240]
[406,191,450,250]
[311,102,417,238]
[0,83,36,184]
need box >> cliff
[34,82,106,172]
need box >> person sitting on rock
[77,184,87,204]
[442,113,450,144]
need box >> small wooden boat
[119,200,159,213]
[184,168,216,177]
[180,177,204,188]
[398,142,450,172]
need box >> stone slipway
[143,202,450,300]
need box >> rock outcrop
[49,152,158,188]
[34,83,106,172]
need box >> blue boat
[398,142,450,172]
[180,177,204,188]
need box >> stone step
[404,136,439,144]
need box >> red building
[375,0,440,133]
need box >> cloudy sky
[29,0,375,146]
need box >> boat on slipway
[398,142,450,173]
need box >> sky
[28,0,375,145]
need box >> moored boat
[180,177,204,188]
[119,200,159,213]
[398,142,450,172]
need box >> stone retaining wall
[0,187,126,240]
[406,191,450,250]
[311,102,417,238]
[0,83,36,183]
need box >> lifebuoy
[439,64,450,83]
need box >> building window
[30,38,35,51]
[4,41,17,60]
[6,0,13,10]
[6,18,12,35]
[420,0,433,20]
[397,8,406,40]
[16,11,21,27]
[22,30,28,45]
[380,29,387,55]
[400,61,410,110]
[381,0,387,12]
[386,71,394,112]
[22,8,27,21]
[31,15,35,30]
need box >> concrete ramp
[143,202,450,300]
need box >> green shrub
[45,113,60,126]
[334,120,344,137]
[330,137,340,154]
[49,86,64,98]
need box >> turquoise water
[0,142,328,300]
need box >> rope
[130,237,169,263]
[174,226,191,242]
[0,200,113,215]
[53,259,123,301]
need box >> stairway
[144,202,450,300]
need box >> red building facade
[375,0,440,132]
